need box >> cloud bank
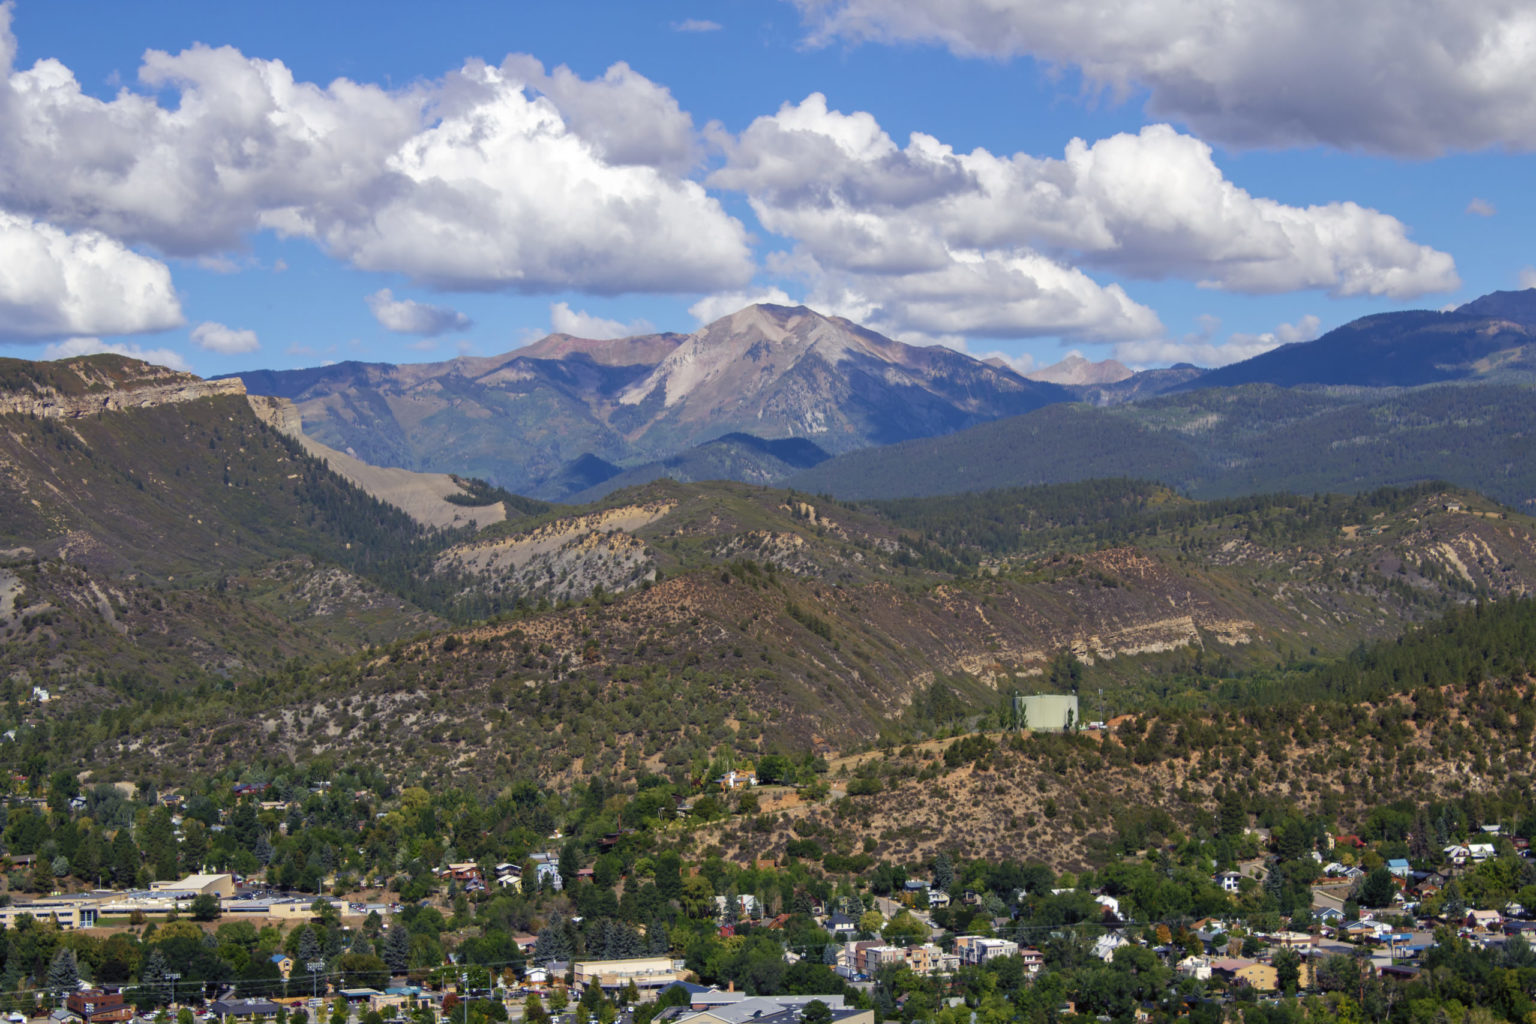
[0,9,752,298]
[792,0,1536,155]
[712,95,1454,342]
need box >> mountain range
[229,304,1067,500]
[225,288,1536,507]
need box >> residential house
[1177,957,1212,981]
[439,862,482,884]
[825,912,857,939]
[1387,859,1412,878]
[529,852,563,891]
[1466,909,1503,932]
[269,954,294,980]
[1091,934,1130,961]
[718,770,757,791]
[1216,872,1243,894]
[714,894,760,920]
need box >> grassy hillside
[0,359,520,699]
[5,361,1536,819]
[35,478,1536,795]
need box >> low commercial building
[954,936,1019,965]
[151,873,236,898]
[572,957,688,994]
[657,993,872,1024]
[65,991,133,1024]
[209,999,283,1022]
[0,897,102,930]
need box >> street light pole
[165,972,181,1009]
[309,961,326,1002]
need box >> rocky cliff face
[0,358,245,418]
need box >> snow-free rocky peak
[1027,354,1134,386]
[619,304,912,410]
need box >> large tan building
[152,873,237,898]
[0,896,102,930]
[572,957,687,994]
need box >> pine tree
[110,828,139,887]
[534,917,574,962]
[141,947,169,1005]
[933,853,954,892]
[143,807,179,881]
[646,920,669,956]
[383,926,411,974]
[297,925,322,965]
[47,948,79,995]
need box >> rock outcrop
[0,363,246,418]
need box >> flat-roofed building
[66,991,133,1024]
[0,896,104,930]
[572,957,687,994]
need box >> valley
[2,335,1536,1024]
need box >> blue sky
[0,0,1530,377]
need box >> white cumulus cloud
[1466,198,1497,217]
[503,55,700,172]
[366,289,472,335]
[549,302,654,339]
[317,60,752,293]
[0,10,751,294]
[43,336,190,371]
[792,0,1536,155]
[782,249,1165,343]
[715,97,1458,302]
[0,211,183,341]
[687,287,796,325]
[1114,314,1322,368]
[190,321,260,354]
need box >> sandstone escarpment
[0,359,246,418]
